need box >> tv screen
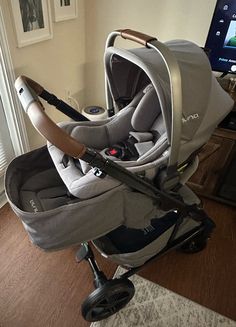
[205,0,236,74]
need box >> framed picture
[53,0,77,22]
[11,0,52,47]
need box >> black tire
[81,278,135,322]
[180,234,208,254]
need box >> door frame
[0,7,29,207]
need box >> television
[205,0,236,74]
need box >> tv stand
[187,82,236,206]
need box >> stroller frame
[76,215,214,321]
[12,29,218,321]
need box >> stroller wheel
[180,234,208,254]
[81,278,135,322]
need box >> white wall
[84,0,217,106]
[1,0,217,149]
[1,0,85,149]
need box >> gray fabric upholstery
[101,217,200,267]
[131,84,161,131]
[5,147,160,250]
[48,83,165,199]
[48,143,122,199]
[69,169,122,199]
[20,186,71,212]
[129,131,153,142]
[69,105,135,149]
[135,141,154,156]
[20,168,77,212]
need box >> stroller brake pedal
[76,243,108,288]
[76,242,94,263]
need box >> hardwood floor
[0,199,235,327]
[0,204,117,327]
[140,199,236,321]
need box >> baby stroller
[5,29,234,322]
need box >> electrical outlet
[64,89,80,111]
[65,89,71,102]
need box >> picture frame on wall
[11,0,52,47]
[53,0,77,22]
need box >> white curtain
[0,7,29,207]
[0,96,15,195]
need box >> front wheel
[81,278,135,322]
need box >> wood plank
[140,198,236,321]
[0,204,117,327]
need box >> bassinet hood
[105,40,234,144]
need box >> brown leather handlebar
[15,75,86,159]
[21,75,45,95]
[117,29,157,47]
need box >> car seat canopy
[105,40,234,145]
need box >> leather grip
[21,75,44,95]
[117,29,157,47]
[15,75,86,158]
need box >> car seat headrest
[131,84,162,132]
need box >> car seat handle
[15,75,86,159]
[117,29,157,47]
[106,30,183,171]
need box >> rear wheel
[180,233,208,254]
[81,278,135,322]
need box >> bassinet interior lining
[20,168,79,212]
